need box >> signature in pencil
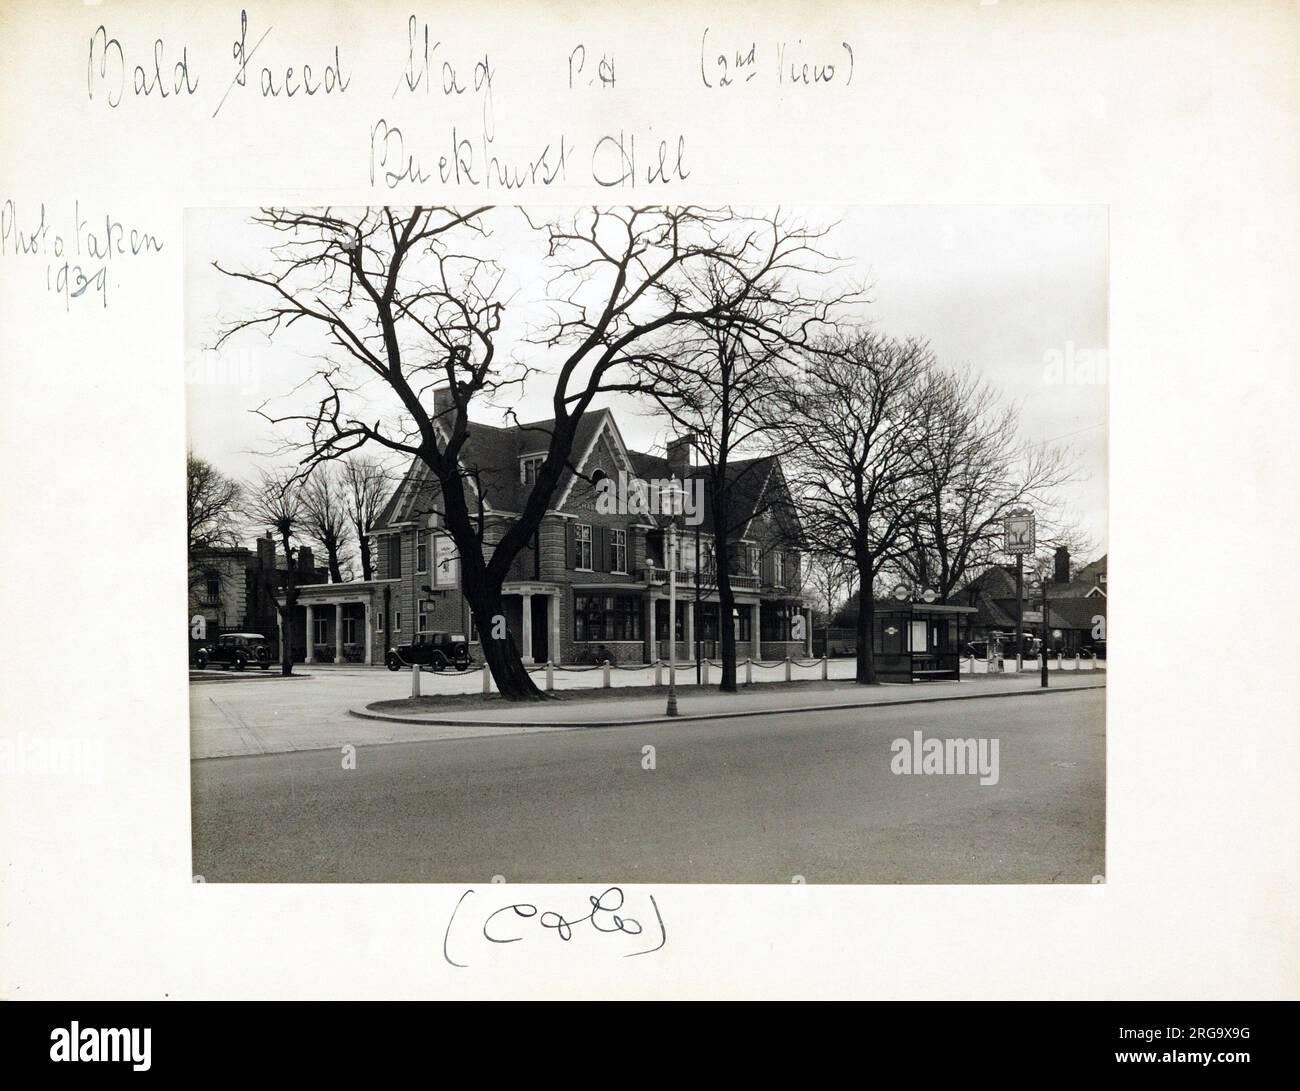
[442,886,666,966]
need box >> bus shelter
[873,601,978,682]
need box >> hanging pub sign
[1004,511,1036,555]
[432,535,460,587]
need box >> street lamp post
[1037,576,1051,688]
[666,521,679,716]
[695,522,702,687]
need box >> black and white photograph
[187,204,1107,884]
[4,0,1297,1029]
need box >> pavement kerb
[347,680,1106,729]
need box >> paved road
[191,688,1104,884]
[190,660,1104,757]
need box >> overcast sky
[186,204,1108,556]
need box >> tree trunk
[278,531,298,676]
[278,601,295,676]
[714,535,738,693]
[357,523,373,581]
[467,581,547,701]
[326,544,343,584]
[855,573,876,685]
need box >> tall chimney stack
[1054,545,1071,585]
[256,535,276,571]
[666,432,696,479]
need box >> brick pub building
[282,397,813,667]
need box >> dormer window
[520,454,545,484]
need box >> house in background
[959,547,1107,655]
[189,536,327,656]
[1044,549,1107,655]
[294,395,813,667]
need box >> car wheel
[457,662,468,672]
[260,663,270,671]
[235,658,245,672]
[385,653,401,671]
[194,657,206,670]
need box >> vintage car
[385,632,473,672]
[194,633,273,671]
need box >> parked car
[964,634,1041,659]
[194,633,272,671]
[385,632,473,672]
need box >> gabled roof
[976,591,1017,628]
[373,408,623,532]
[962,565,1020,600]
[625,451,798,542]
[370,406,807,544]
[549,409,636,513]
[1052,553,1108,596]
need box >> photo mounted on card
[185,203,1107,884]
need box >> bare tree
[187,452,243,586]
[301,465,351,583]
[341,454,392,581]
[785,332,933,684]
[1024,521,1098,587]
[243,469,308,676]
[805,549,858,652]
[636,243,854,691]
[895,367,1078,602]
[217,205,837,700]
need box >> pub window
[610,528,627,573]
[418,599,431,633]
[314,615,329,645]
[415,530,427,572]
[773,552,784,586]
[760,604,793,642]
[611,595,640,640]
[375,610,384,631]
[388,535,402,577]
[575,594,643,641]
[575,594,604,641]
[204,571,220,600]
[520,454,545,484]
[575,524,593,570]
